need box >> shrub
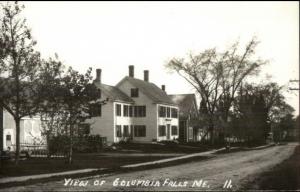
[48,135,70,156]
[158,140,179,146]
[48,134,107,154]
[73,135,107,153]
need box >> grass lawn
[115,142,213,153]
[0,154,175,178]
[0,142,215,178]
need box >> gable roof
[94,82,134,103]
[168,94,199,116]
[117,76,176,106]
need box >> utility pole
[288,80,299,115]
[288,79,299,115]
[289,80,300,91]
[289,79,299,141]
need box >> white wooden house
[86,66,179,144]
[0,109,44,151]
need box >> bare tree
[166,37,266,144]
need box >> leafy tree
[0,2,107,164]
[235,84,269,145]
[232,82,295,144]
[277,113,295,141]
[59,67,106,164]
[37,56,66,157]
[0,2,41,164]
[166,37,266,144]
[250,82,295,142]
[38,65,106,163]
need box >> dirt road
[4,143,298,191]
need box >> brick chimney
[95,68,102,84]
[161,85,165,92]
[144,70,149,82]
[129,65,134,77]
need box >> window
[159,106,166,117]
[116,104,122,116]
[89,104,101,117]
[140,106,146,117]
[188,127,193,140]
[167,107,170,118]
[134,106,138,117]
[123,125,129,137]
[129,106,133,117]
[130,125,134,137]
[133,106,146,117]
[116,125,122,137]
[158,125,166,136]
[134,125,146,137]
[171,108,178,118]
[137,106,146,117]
[6,135,11,141]
[123,105,129,117]
[171,126,178,136]
[131,88,139,97]
[138,106,143,117]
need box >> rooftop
[118,76,176,105]
[94,82,134,103]
[169,94,198,115]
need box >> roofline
[115,76,127,87]
[116,76,154,102]
[94,82,113,99]
[116,76,176,105]
[154,102,178,107]
[169,93,199,115]
[94,82,134,103]
[168,93,195,96]
[113,99,135,104]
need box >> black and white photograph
[0,1,299,191]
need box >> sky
[19,1,299,115]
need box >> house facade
[0,108,44,151]
[86,66,179,144]
[169,94,203,142]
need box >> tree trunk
[68,139,73,164]
[46,133,51,158]
[15,118,20,165]
[208,118,215,145]
[221,110,229,145]
[200,129,209,141]
[210,126,215,146]
[68,125,73,164]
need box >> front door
[167,124,171,140]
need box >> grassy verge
[0,154,212,189]
[0,142,213,178]
[244,144,300,190]
[0,154,174,178]
[115,142,213,153]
